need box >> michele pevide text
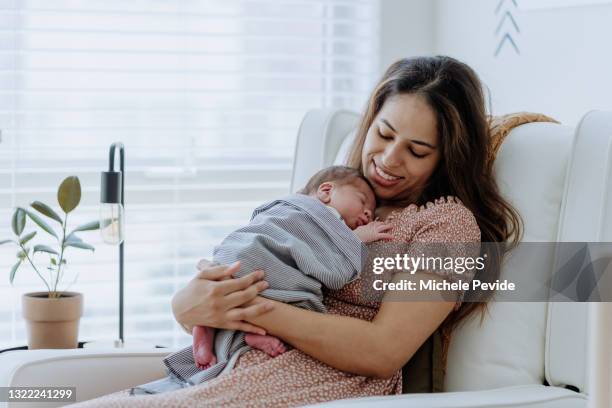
[372,278,516,292]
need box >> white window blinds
[0,0,379,349]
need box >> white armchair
[2,108,610,408]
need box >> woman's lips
[371,160,403,187]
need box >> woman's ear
[316,182,333,204]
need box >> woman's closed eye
[409,148,427,159]
[377,130,393,141]
[378,130,427,159]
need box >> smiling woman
[360,93,441,205]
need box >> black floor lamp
[100,142,125,347]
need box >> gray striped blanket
[133,194,366,394]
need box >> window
[0,0,379,348]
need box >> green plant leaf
[24,210,58,239]
[0,239,14,246]
[65,233,82,244]
[9,261,21,284]
[30,201,63,224]
[11,208,26,236]
[16,249,27,260]
[71,220,101,234]
[64,240,95,251]
[19,231,37,245]
[57,176,81,213]
[33,244,59,256]
[50,257,57,265]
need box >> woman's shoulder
[392,195,481,242]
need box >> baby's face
[324,179,376,229]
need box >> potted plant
[1,176,100,349]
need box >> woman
[76,56,521,407]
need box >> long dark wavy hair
[347,56,523,336]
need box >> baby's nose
[364,209,372,222]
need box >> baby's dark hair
[299,165,374,195]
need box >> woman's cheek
[362,133,377,157]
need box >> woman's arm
[173,261,454,378]
[246,271,456,379]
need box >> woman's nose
[381,144,402,168]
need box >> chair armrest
[306,385,587,408]
[0,348,173,407]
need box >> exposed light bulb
[100,203,124,245]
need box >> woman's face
[361,93,441,203]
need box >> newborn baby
[159,166,392,388]
[191,166,392,369]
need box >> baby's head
[301,166,376,229]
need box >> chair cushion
[445,123,574,391]
[304,385,587,408]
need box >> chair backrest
[291,108,612,395]
[291,109,361,193]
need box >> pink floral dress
[72,196,480,408]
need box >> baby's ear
[316,182,333,203]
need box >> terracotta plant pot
[22,291,83,349]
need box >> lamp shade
[100,171,122,204]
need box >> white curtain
[0,0,379,348]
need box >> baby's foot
[192,326,217,369]
[245,333,287,357]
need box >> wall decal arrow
[494,0,520,57]
[495,33,520,56]
[495,10,520,35]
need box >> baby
[191,166,391,370]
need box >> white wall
[378,0,435,74]
[434,0,612,125]
[379,0,612,125]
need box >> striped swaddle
[135,194,366,393]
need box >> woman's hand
[171,260,274,334]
